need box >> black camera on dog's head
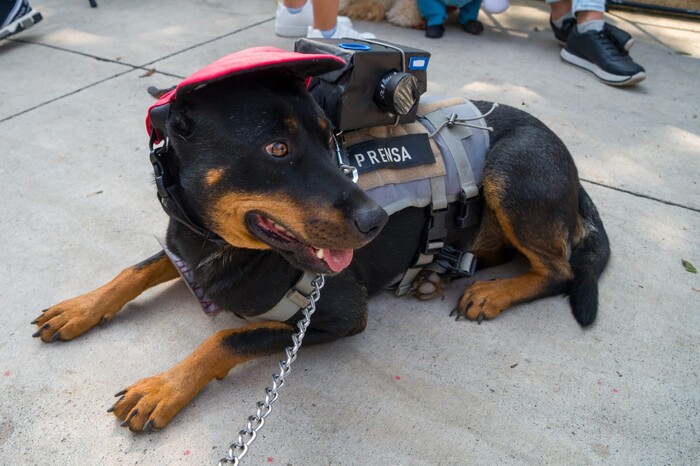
[294,38,430,132]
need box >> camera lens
[374,71,420,116]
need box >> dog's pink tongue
[322,248,354,272]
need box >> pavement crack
[580,178,699,213]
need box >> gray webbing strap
[424,110,480,199]
[395,253,435,296]
[429,175,448,210]
[243,271,316,323]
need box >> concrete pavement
[1,0,699,464]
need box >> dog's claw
[143,419,154,432]
[107,404,116,413]
[41,308,48,313]
[114,389,127,397]
[98,316,108,327]
[477,313,484,325]
[449,307,459,317]
[50,332,62,342]
[120,409,139,429]
[30,318,37,325]
[33,323,50,337]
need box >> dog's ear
[169,103,195,140]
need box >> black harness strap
[148,104,227,246]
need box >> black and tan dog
[32,48,609,432]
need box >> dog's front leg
[110,322,296,431]
[32,251,179,342]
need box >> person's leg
[312,0,339,30]
[417,0,448,27]
[571,0,604,30]
[418,0,448,38]
[549,0,572,22]
[284,0,306,9]
[275,0,353,38]
[547,0,632,49]
[459,0,483,35]
[306,0,375,38]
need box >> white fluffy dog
[339,0,425,28]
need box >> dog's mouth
[246,212,353,274]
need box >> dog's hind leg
[455,175,574,323]
[32,251,179,342]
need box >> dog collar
[146,47,346,245]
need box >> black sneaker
[550,17,634,51]
[0,0,42,40]
[425,24,445,39]
[462,20,484,36]
[561,26,645,86]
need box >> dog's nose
[353,205,388,238]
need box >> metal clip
[333,134,358,183]
[428,103,498,138]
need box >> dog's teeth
[315,249,324,260]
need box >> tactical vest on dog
[349,96,487,215]
[345,96,490,295]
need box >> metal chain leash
[218,274,325,466]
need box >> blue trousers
[417,0,482,27]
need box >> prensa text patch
[347,134,435,174]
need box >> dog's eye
[265,142,288,158]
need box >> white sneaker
[275,1,353,37]
[307,23,376,39]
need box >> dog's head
[148,48,388,275]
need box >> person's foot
[462,20,484,35]
[561,26,645,86]
[0,0,42,40]
[306,22,376,39]
[275,1,352,37]
[425,24,445,38]
[550,17,634,51]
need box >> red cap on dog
[146,46,346,142]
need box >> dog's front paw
[452,280,507,323]
[109,372,193,432]
[31,292,116,342]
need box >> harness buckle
[456,191,483,229]
[422,205,448,255]
[435,245,477,277]
[149,135,170,200]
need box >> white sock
[552,10,574,28]
[577,19,604,33]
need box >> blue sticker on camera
[408,56,429,70]
[339,43,371,51]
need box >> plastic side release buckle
[149,137,170,200]
[435,245,477,277]
[456,192,483,229]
